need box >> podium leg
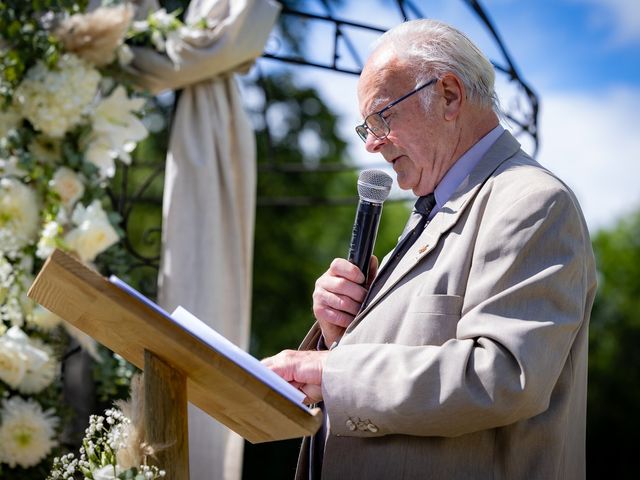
[144,349,190,479]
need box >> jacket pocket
[401,294,463,346]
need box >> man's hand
[312,256,378,347]
[262,350,329,404]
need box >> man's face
[357,52,457,196]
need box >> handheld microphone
[348,169,393,282]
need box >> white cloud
[578,0,640,46]
[535,86,640,232]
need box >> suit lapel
[351,131,522,326]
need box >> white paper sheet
[109,276,307,409]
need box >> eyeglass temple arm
[383,78,437,112]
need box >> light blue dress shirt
[429,124,504,219]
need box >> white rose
[17,337,58,394]
[50,166,85,209]
[0,327,28,389]
[65,201,119,262]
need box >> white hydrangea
[0,396,59,468]
[64,200,119,262]
[14,54,100,138]
[0,177,41,254]
[86,85,147,178]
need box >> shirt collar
[430,124,504,218]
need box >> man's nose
[364,134,387,153]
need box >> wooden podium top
[28,249,321,443]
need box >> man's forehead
[358,54,410,114]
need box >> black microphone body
[346,169,392,282]
[348,200,383,281]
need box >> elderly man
[264,19,596,480]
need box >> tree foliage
[587,211,640,478]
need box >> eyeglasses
[355,78,437,143]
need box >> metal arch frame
[258,0,539,175]
[106,0,542,280]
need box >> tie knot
[414,193,436,216]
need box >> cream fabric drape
[128,1,280,479]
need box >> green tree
[587,211,640,478]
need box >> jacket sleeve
[322,181,596,437]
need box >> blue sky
[260,0,640,232]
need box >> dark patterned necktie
[362,193,436,308]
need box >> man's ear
[440,73,464,121]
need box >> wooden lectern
[28,249,322,479]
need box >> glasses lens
[355,125,368,142]
[366,113,389,139]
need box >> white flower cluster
[0,253,34,327]
[65,200,119,263]
[1,1,181,474]
[0,177,41,255]
[14,54,101,138]
[131,8,184,53]
[0,396,59,468]
[0,325,58,393]
[48,409,166,480]
[86,85,148,178]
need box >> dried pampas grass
[114,373,157,469]
[55,4,134,67]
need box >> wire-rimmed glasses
[355,78,437,143]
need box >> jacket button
[367,423,379,433]
[345,419,356,431]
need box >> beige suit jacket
[297,131,597,479]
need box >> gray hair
[374,19,499,112]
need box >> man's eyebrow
[362,96,389,118]
[370,97,388,112]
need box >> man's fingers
[262,350,328,386]
[313,288,362,317]
[301,384,323,404]
[328,258,365,284]
[316,275,368,304]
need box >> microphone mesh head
[357,169,393,204]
